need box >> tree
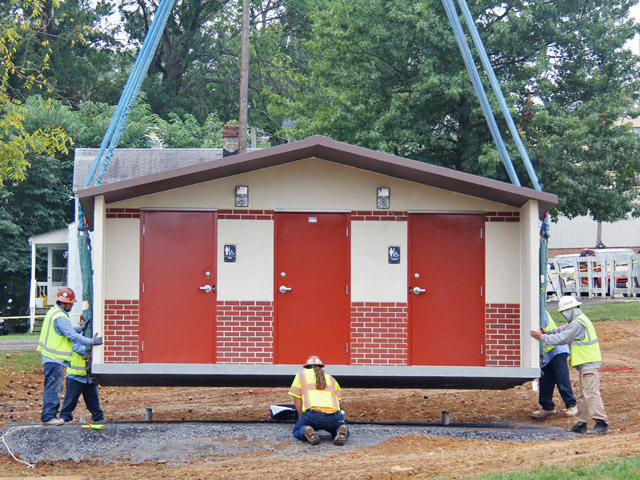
[275,0,640,221]
[0,0,74,186]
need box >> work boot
[567,422,587,434]
[588,419,610,435]
[333,425,348,446]
[42,418,65,426]
[531,408,556,419]
[304,426,321,445]
[565,406,578,417]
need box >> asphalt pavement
[0,338,37,353]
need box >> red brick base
[485,303,521,366]
[101,299,520,367]
[216,301,274,363]
[350,302,408,365]
[104,300,140,363]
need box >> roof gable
[77,135,557,229]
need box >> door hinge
[141,341,144,352]
[142,225,146,235]
[346,227,349,237]
[480,286,483,297]
[346,343,349,353]
[481,344,484,355]
[480,227,483,239]
[142,283,145,293]
[346,285,349,295]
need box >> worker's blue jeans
[41,362,65,422]
[292,410,348,441]
[539,352,577,411]
[60,377,104,422]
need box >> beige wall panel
[217,220,274,301]
[104,218,140,300]
[351,221,407,302]
[485,222,520,303]
[110,158,514,213]
[520,201,540,369]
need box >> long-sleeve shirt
[541,319,601,371]
[41,306,93,367]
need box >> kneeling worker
[288,355,349,445]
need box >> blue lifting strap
[77,0,176,339]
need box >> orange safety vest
[290,368,341,414]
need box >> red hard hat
[54,287,77,304]
[304,355,324,367]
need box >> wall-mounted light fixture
[235,185,249,207]
[376,187,390,209]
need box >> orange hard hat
[304,355,324,367]
[54,287,77,304]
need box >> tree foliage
[274,0,640,221]
[0,0,73,186]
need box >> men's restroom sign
[224,245,237,263]
[388,246,400,264]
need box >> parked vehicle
[578,248,635,293]
[0,317,7,335]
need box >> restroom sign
[388,246,400,264]
[224,244,237,263]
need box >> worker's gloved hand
[92,333,103,346]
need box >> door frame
[272,210,351,365]
[139,208,218,364]
[407,211,486,366]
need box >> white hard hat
[304,355,324,367]
[557,295,581,312]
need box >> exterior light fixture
[235,185,249,207]
[376,187,390,209]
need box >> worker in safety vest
[531,311,577,419]
[60,315,104,423]
[288,355,348,445]
[37,287,102,426]
[530,296,609,435]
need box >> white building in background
[548,215,640,256]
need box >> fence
[547,254,640,299]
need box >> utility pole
[238,0,249,153]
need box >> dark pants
[539,352,577,411]
[60,377,104,422]
[41,362,65,422]
[292,410,348,441]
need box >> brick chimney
[223,125,239,157]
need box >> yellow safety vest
[543,313,559,354]
[67,352,88,376]
[569,313,602,367]
[37,306,73,362]
[294,368,341,414]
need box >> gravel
[1,421,576,465]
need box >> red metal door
[409,214,485,366]
[275,213,350,365]
[140,210,216,363]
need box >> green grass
[428,454,640,479]
[548,301,640,324]
[1,351,40,372]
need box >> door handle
[413,286,426,295]
[279,285,292,294]
[199,285,213,293]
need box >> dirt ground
[1,320,639,479]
